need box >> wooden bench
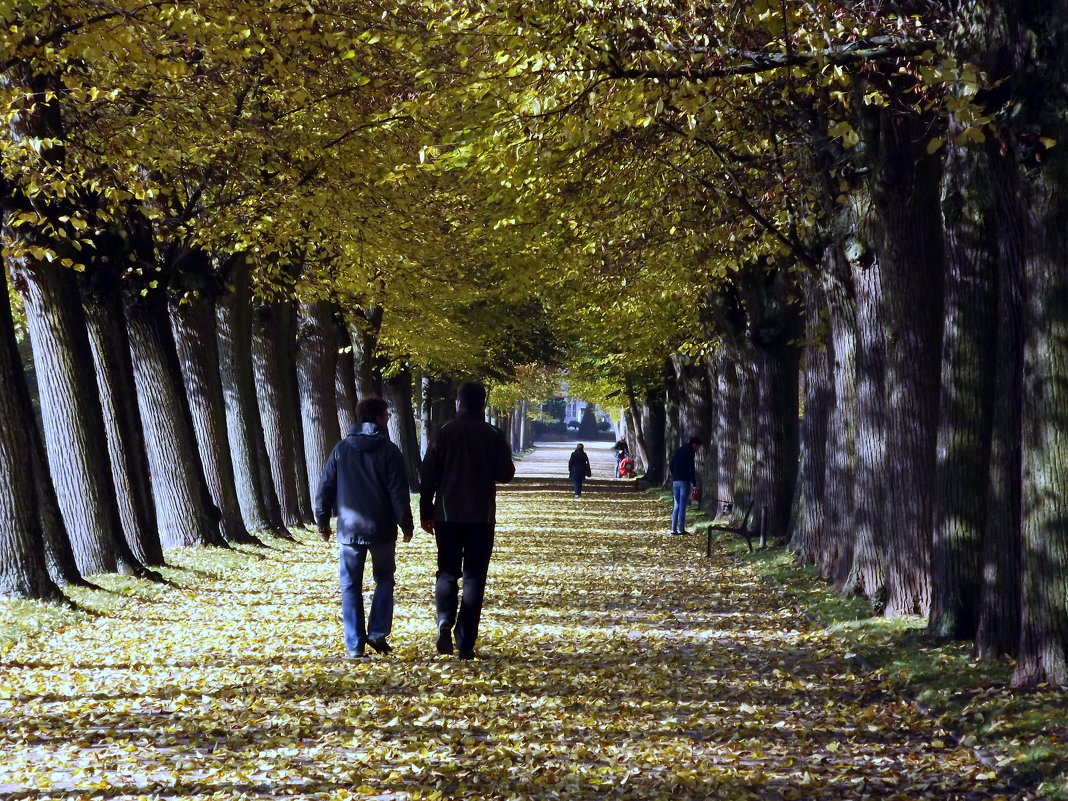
[705,500,756,556]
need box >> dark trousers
[572,477,584,496]
[434,521,494,651]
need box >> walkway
[0,442,1029,800]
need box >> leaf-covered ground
[0,443,1034,800]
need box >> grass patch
[692,519,1068,799]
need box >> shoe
[436,627,454,655]
[367,638,392,655]
[679,529,692,535]
[457,648,476,660]
[346,649,367,659]
[670,530,678,535]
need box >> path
[0,442,1029,800]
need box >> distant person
[315,397,414,659]
[669,436,704,535]
[420,381,515,659]
[568,443,592,497]
[613,437,629,472]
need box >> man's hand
[318,527,332,543]
[420,519,435,535]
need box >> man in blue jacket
[669,436,704,535]
[315,397,414,658]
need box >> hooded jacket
[314,423,414,545]
[419,409,515,524]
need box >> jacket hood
[346,422,389,451]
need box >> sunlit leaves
[0,448,1025,800]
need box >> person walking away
[315,397,414,658]
[419,381,515,659]
[669,436,703,535]
[613,436,629,473]
[568,443,592,497]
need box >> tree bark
[336,348,358,433]
[217,261,287,537]
[9,256,126,575]
[843,256,887,600]
[82,276,165,567]
[861,102,946,616]
[819,253,859,582]
[297,300,341,502]
[350,305,384,399]
[928,134,999,641]
[251,300,305,527]
[641,387,666,485]
[713,358,740,509]
[791,272,831,560]
[124,283,225,548]
[0,261,60,600]
[384,367,422,491]
[169,275,256,545]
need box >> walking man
[670,436,703,535]
[568,443,592,497]
[315,397,414,658]
[419,381,515,659]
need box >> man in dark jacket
[669,436,703,535]
[568,443,592,497]
[316,396,414,658]
[419,381,515,659]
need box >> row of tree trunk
[0,229,477,600]
[621,1,1068,689]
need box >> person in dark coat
[419,381,515,659]
[315,397,414,658]
[568,443,592,497]
[613,437,629,471]
[669,436,703,535]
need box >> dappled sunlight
[0,445,1029,799]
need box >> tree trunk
[641,388,666,485]
[124,284,224,548]
[0,262,60,600]
[862,103,945,616]
[82,281,165,566]
[9,256,128,575]
[335,316,358,433]
[624,376,649,473]
[350,305,384,399]
[713,358,740,509]
[217,262,287,537]
[384,367,422,491]
[928,135,998,641]
[791,272,831,560]
[820,254,859,582]
[297,300,341,502]
[843,257,887,600]
[699,354,721,516]
[251,300,305,527]
[170,287,255,545]
[733,356,759,510]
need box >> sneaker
[436,627,454,655]
[367,638,392,655]
[346,649,367,659]
[457,648,476,660]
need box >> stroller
[617,457,636,479]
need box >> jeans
[672,481,692,532]
[572,477,584,497]
[339,540,396,654]
[435,522,494,652]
